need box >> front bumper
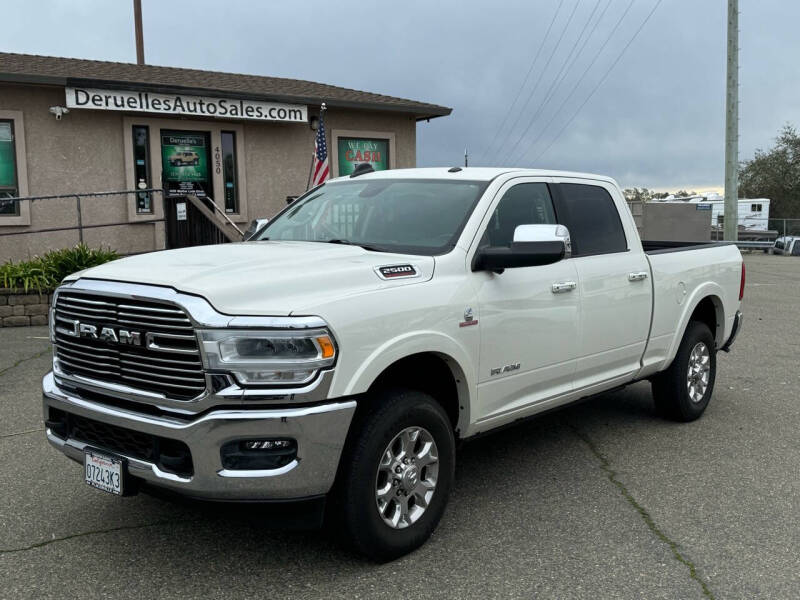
[42,372,356,501]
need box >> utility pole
[464,147,468,167]
[724,0,738,240]
[133,0,145,65]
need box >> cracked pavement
[1,253,798,599]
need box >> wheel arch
[339,331,475,438]
[664,288,725,370]
[365,352,470,437]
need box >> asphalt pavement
[1,253,798,599]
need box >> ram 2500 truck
[43,168,744,560]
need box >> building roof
[0,52,451,120]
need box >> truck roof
[329,167,618,184]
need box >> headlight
[199,328,336,385]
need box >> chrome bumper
[42,372,356,500]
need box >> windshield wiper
[324,239,388,252]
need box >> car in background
[772,236,800,256]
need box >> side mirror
[243,218,269,241]
[473,224,571,272]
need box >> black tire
[332,389,455,562]
[652,321,717,422]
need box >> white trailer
[651,194,770,231]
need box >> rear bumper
[42,372,356,501]
[721,310,743,352]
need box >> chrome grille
[53,291,205,400]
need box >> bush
[0,243,119,292]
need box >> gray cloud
[3,0,798,190]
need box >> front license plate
[84,450,123,495]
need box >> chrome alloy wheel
[687,342,711,403]
[375,426,439,529]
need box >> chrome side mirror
[472,224,571,273]
[513,224,571,258]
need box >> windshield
[255,178,487,255]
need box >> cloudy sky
[4,0,799,191]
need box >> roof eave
[0,72,452,119]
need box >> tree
[623,187,653,202]
[739,123,800,219]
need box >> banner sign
[161,132,210,197]
[337,137,389,176]
[66,87,307,123]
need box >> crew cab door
[471,179,580,422]
[551,179,652,388]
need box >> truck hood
[72,241,434,316]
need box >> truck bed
[640,240,743,378]
[641,240,736,255]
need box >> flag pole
[306,102,327,190]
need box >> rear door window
[556,183,627,256]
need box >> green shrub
[0,243,119,292]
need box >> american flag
[310,110,329,187]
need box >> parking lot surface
[1,253,798,599]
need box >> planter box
[0,288,53,327]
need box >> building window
[0,120,20,216]
[751,203,762,212]
[132,125,152,213]
[221,131,238,213]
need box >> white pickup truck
[43,168,744,560]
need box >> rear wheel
[652,321,717,421]
[332,389,455,561]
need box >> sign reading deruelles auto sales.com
[65,87,308,123]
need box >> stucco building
[0,52,450,260]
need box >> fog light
[244,439,293,450]
[221,438,297,470]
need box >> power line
[488,0,582,167]
[529,0,663,164]
[499,0,612,165]
[474,0,565,165]
[496,0,607,166]
[513,0,637,164]
[516,0,636,163]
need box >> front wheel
[652,321,717,421]
[332,389,455,561]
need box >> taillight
[739,262,746,300]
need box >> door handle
[628,271,649,282]
[551,281,577,294]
